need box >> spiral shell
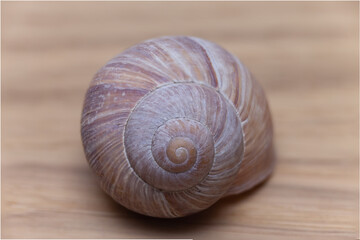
[81,36,275,218]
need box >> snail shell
[81,36,275,218]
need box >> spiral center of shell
[151,119,206,174]
[167,137,196,164]
[175,148,186,161]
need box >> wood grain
[2,2,358,239]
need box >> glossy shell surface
[81,36,274,218]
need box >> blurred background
[2,2,358,239]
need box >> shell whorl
[81,36,274,218]
[124,83,243,192]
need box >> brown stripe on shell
[186,36,243,107]
[225,70,274,196]
[179,37,219,88]
[105,62,171,84]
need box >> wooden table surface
[2,2,358,239]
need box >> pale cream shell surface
[81,36,275,218]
